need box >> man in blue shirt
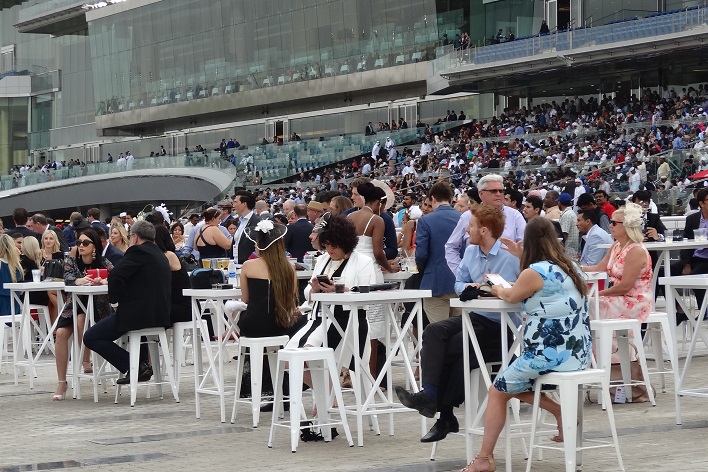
[396,205,520,443]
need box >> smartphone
[316,275,332,285]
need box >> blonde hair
[22,236,42,268]
[614,203,644,244]
[41,229,60,254]
[0,233,22,282]
[110,223,130,252]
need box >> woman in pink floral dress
[581,202,653,360]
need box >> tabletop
[183,288,242,298]
[63,284,108,294]
[311,289,431,304]
[659,274,708,288]
[5,281,65,291]
[599,239,706,250]
[449,297,522,310]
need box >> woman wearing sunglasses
[52,228,113,401]
[581,202,652,360]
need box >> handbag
[42,258,65,281]
[189,268,225,289]
[180,253,198,272]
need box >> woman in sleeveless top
[348,182,399,377]
[154,226,192,324]
[582,203,652,363]
[237,219,298,337]
[195,208,232,260]
[398,206,422,258]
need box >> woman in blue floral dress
[462,217,591,472]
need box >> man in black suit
[8,207,41,242]
[28,214,70,252]
[83,220,171,382]
[365,122,376,136]
[232,190,261,264]
[217,198,236,227]
[284,204,314,262]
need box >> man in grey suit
[577,210,612,266]
[232,190,261,264]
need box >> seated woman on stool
[237,219,298,337]
[0,233,23,319]
[288,215,377,387]
[53,228,112,401]
[39,230,64,324]
[154,225,191,325]
[463,217,591,472]
[20,236,52,316]
[581,202,652,360]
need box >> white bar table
[63,284,115,402]
[450,298,523,472]
[183,288,241,423]
[600,239,706,294]
[6,281,65,388]
[311,288,430,447]
[658,274,708,425]
[582,271,607,319]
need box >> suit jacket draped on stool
[108,241,171,332]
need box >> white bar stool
[0,314,16,373]
[526,369,625,472]
[230,335,289,428]
[268,347,353,452]
[114,327,180,407]
[643,311,677,392]
[590,318,655,407]
[170,320,208,392]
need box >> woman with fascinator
[237,219,299,337]
[581,202,653,359]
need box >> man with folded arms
[396,205,520,442]
[83,220,171,383]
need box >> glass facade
[88,0,465,116]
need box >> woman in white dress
[348,182,399,377]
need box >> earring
[91,249,96,260]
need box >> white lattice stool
[643,311,677,392]
[590,318,655,407]
[268,347,353,452]
[526,369,625,472]
[114,327,180,407]
[230,335,289,427]
[170,320,208,392]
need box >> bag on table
[189,268,224,289]
[43,259,65,281]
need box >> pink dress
[598,241,653,322]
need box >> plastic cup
[31,269,41,283]
[202,259,212,269]
[357,274,370,293]
[664,232,673,243]
[333,277,345,293]
[695,228,707,242]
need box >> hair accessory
[245,221,287,251]
[255,219,274,234]
[622,202,644,229]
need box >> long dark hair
[154,225,176,252]
[75,228,105,271]
[520,218,587,296]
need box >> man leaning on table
[669,187,708,321]
[396,205,521,443]
[83,220,171,383]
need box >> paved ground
[1,342,708,472]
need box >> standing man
[365,122,376,136]
[543,190,562,220]
[232,191,262,264]
[657,156,671,181]
[83,221,171,383]
[522,195,543,221]
[87,207,109,234]
[594,190,615,219]
[577,210,612,266]
[416,181,460,323]
[8,208,41,242]
[444,174,526,277]
[306,201,324,224]
[183,213,200,239]
[284,204,314,262]
[576,193,611,233]
[557,193,580,259]
[217,198,235,227]
[28,214,70,252]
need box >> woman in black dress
[154,225,191,324]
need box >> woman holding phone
[52,228,113,401]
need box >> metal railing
[433,5,708,75]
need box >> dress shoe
[117,362,153,384]
[395,386,436,418]
[420,416,459,443]
[260,401,289,413]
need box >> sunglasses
[77,239,94,247]
[609,220,624,226]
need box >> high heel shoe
[461,454,496,472]
[52,381,68,401]
[82,361,93,374]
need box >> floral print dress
[598,241,653,323]
[494,261,591,394]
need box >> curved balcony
[0,154,237,214]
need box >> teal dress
[494,261,591,394]
[0,260,22,316]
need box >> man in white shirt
[371,140,381,159]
